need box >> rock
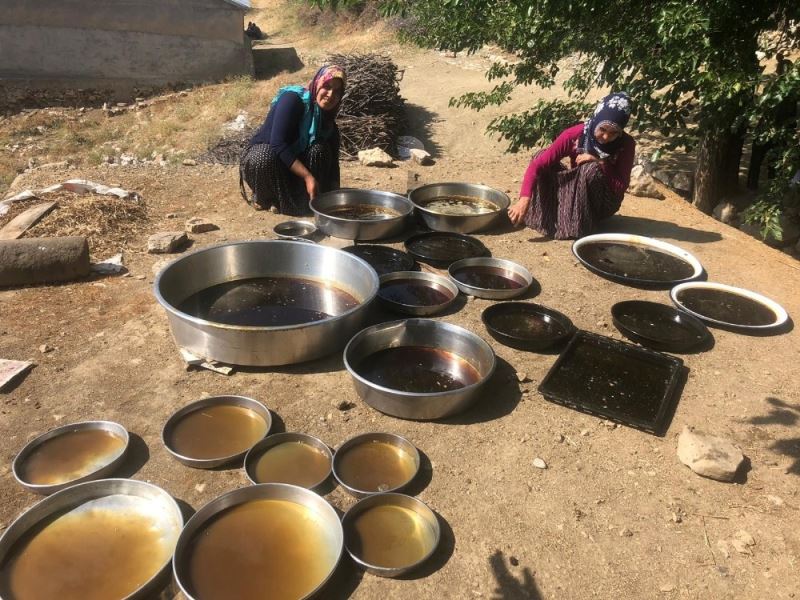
[555,434,565,443]
[676,426,744,482]
[333,399,355,411]
[224,114,249,132]
[532,458,547,469]
[651,168,694,196]
[732,530,755,555]
[619,527,634,537]
[166,213,178,219]
[410,148,434,165]
[358,148,394,167]
[119,153,136,166]
[712,201,738,225]
[185,217,219,234]
[182,158,197,166]
[580,429,590,437]
[659,584,675,593]
[627,165,664,199]
[147,231,188,254]
[516,371,530,383]
[39,344,54,354]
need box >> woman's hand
[576,153,598,166]
[508,197,530,227]
[304,175,319,200]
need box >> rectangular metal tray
[538,330,685,435]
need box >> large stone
[712,201,738,225]
[627,165,664,199]
[147,231,188,254]
[651,168,694,196]
[358,148,394,167]
[410,148,434,166]
[0,236,90,287]
[677,426,744,482]
[185,217,219,234]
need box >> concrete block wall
[0,0,252,97]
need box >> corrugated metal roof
[222,0,251,9]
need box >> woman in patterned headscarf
[240,65,347,215]
[508,92,636,239]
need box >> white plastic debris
[0,359,34,391]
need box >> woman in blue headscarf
[508,92,636,239]
[240,65,346,215]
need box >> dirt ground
[2,6,800,600]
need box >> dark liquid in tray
[544,339,676,424]
[347,505,436,568]
[0,499,172,600]
[186,499,337,600]
[21,429,126,485]
[344,246,414,276]
[419,195,499,215]
[408,236,485,263]
[326,204,400,220]
[169,405,268,460]
[452,266,525,290]
[618,308,703,343]
[490,312,566,339]
[252,441,331,487]
[336,440,417,493]
[178,276,359,327]
[355,346,481,393]
[677,288,776,326]
[379,279,452,306]
[579,242,695,281]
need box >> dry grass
[1,190,148,257]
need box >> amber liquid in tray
[186,499,338,600]
[252,441,331,487]
[21,429,125,485]
[336,440,417,493]
[169,404,268,460]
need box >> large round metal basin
[310,188,412,240]
[154,240,379,366]
[343,319,496,420]
[409,182,510,233]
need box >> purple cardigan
[520,123,636,200]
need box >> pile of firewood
[328,53,406,159]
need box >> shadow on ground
[440,356,521,425]
[489,550,543,600]
[748,397,800,476]
[252,44,305,80]
[404,102,443,158]
[597,215,723,244]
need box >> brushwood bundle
[328,53,407,159]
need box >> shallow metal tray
[538,331,684,435]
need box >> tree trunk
[693,127,745,213]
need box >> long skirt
[524,157,622,239]
[239,141,339,216]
